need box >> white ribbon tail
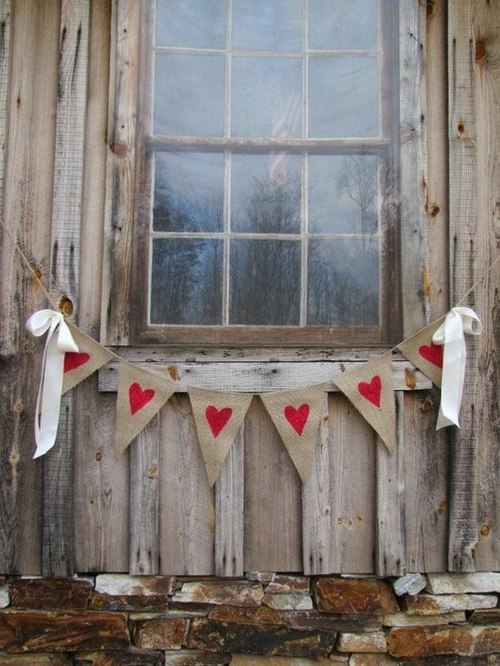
[432,307,482,430]
[26,310,79,458]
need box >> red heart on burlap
[358,375,382,408]
[284,403,310,436]
[418,343,443,368]
[64,352,90,373]
[205,406,233,438]
[129,382,155,415]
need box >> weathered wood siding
[0,0,498,577]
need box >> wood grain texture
[448,0,500,571]
[0,0,10,218]
[302,393,376,574]
[0,0,60,574]
[129,415,160,575]
[43,0,90,577]
[215,423,245,577]
[244,398,302,573]
[399,0,430,335]
[159,395,215,575]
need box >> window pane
[232,0,302,51]
[151,239,223,324]
[155,0,227,49]
[154,152,224,232]
[309,56,379,137]
[307,239,379,325]
[231,154,301,233]
[308,0,378,50]
[232,57,302,138]
[154,54,225,136]
[230,240,300,324]
[308,155,378,234]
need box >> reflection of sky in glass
[308,0,378,50]
[230,239,301,324]
[308,155,379,234]
[154,54,225,136]
[155,0,227,48]
[309,56,379,137]
[154,152,224,232]
[232,57,302,138]
[151,238,223,324]
[232,0,302,51]
[307,238,379,325]
[231,154,301,233]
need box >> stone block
[426,573,500,595]
[336,631,387,653]
[91,575,175,611]
[0,585,9,609]
[0,654,72,664]
[0,610,129,652]
[471,610,500,624]
[246,572,275,584]
[387,625,500,658]
[132,617,189,650]
[263,593,313,611]
[403,593,497,615]
[173,581,264,607]
[348,656,399,666]
[75,649,164,665]
[164,650,231,665]
[229,656,331,665]
[314,578,398,615]
[9,577,93,610]
[383,610,466,626]
[392,574,427,597]
[265,576,310,595]
[186,618,336,658]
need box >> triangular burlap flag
[397,318,445,388]
[189,387,253,487]
[62,322,114,394]
[115,361,177,457]
[259,384,326,483]
[334,354,396,453]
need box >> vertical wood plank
[0,0,60,574]
[43,0,90,577]
[0,0,11,217]
[448,0,500,571]
[244,398,302,573]
[376,392,406,576]
[215,424,245,577]
[159,396,215,575]
[404,389,448,572]
[399,0,429,335]
[129,415,160,575]
[303,393,376,575]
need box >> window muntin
[136,0,400,345]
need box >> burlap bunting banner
[259,384,326,482]
[115,361,177,457]
[397,318,445,388]
[62,322,114,394]
[189,387,253,487]
[334,353,396,453]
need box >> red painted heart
[418,343,443,369]
[284,403,310,436]
[129,382,155,415]
[64,352,90,373]
[358,375,382,408]
[205,405,233,438]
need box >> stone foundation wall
[1,573,500,664]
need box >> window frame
[114,0,403,348]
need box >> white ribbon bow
[26,309,79,458]
[432,306,482,429]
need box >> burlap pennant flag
[259,384,326,483]
[397,317,445,388]
[62,322,115,394]
[115,361,177,457]
[334,353,396,453]
[189,387,253,487]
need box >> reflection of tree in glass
[230,176,301,324]
[336,155,378,236]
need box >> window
[122,0,401,346]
